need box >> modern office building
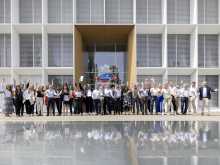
[0,0,220,108]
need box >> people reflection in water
[0,121,219,153]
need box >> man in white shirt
[180,84,189,114]
[115,85,122,115]
[189,81,197,114]
[45,85,56,116]
[103,86,111,115]
[92,86,101,115]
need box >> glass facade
[48,75,73,86]
[136,0,162,24]
[168,75,191,85]
[167,0,190,24]
[198,0,218,24]
[48,0,73,23]
[0,0,11,23]
[137,34,162,67]
[19,0,42,23]
[0,34,11,67]
[76,0,133,24]
[198,35,219,68]
[20,34,42,67]
[84,43,127,85]
[167,34,190,67]
[48,34,73,67]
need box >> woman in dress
[62,84,70,116]
[4,85,14,117]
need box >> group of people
[0,78,217,117]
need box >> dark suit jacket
[198,86,215,100]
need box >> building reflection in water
[0,121,220,165]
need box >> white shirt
[87,90,92,97]
[104,88,111,97]
[0,83,5,92]
[92,89,101,100]
[4,90,11,98]
[23,90,31,100]
[150,88,158,96]
[203,87,207,97]
[180,88,189,97]
[189,86,197,97]
[46,89,56,98]
[115,89,121,98]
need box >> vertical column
[42,26,48,84]
[162,25,168,83]
[11,0,19,24]
[162,0,167,24]
[133,0,136,24]
[218,0,220,23]
[191,0,197,24]
[218,35,220,108]
[73,26,75,80]
[42,0,48,24]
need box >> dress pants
[47,98,55,116]
[24,100,31,115]
[36,97,44,116]
[145,96,151,114]
[189,96,196,113]
[151,96,158,113]
[93,99,101,114]
[132,97,140,114]
[171,95,178,113]
[103,97,111,115]
[181,97,189,114]
[15,101,23,116]
[55,98,62,115]
[201,98,209,114]
[75,98,82,114]
[86,96,93,113]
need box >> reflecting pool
[0,121,220,165]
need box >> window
[48,75,73,86]
[0,0,11,23]
[167,34,190,67]
[198,35,218,68]
[167,0,190,24]
[137,75,163,84]
[136,0,161,24]
[20,34,42,67]
[198,0,218,24]
[137,34,162,67]
[19,75,42,84]
[168,75,191,85]
[199,75,218,107]
[19,0,42,23]
[105,0,133,24]
[48,0,73,23]
[48,34,73,67]
[0,34,11,67]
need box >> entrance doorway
[84,43,127,86]
[74,25,136,86]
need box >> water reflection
[0,121,220,165]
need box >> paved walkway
[1,113,220,122]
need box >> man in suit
[198,81,218,115]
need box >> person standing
[180,84,189,115]
[115,85,122,115]
[198,81,218,115]
[62,84,70,116]
[150,84,159,114]
[14,85,23,117]
[85,85,93,115]
[3,85,14,117]
[23,85,32,116]
[45,85,56,116]
[169,82,178,115]
[189,81,197,114]
[132,85,139,114]
[138,85,145,115]
[0,79,6,113]
[162,83,171,115]
[74,86,83,115]
[36,86,44,116]
[92,86,101,115]
[103,86,111,115]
